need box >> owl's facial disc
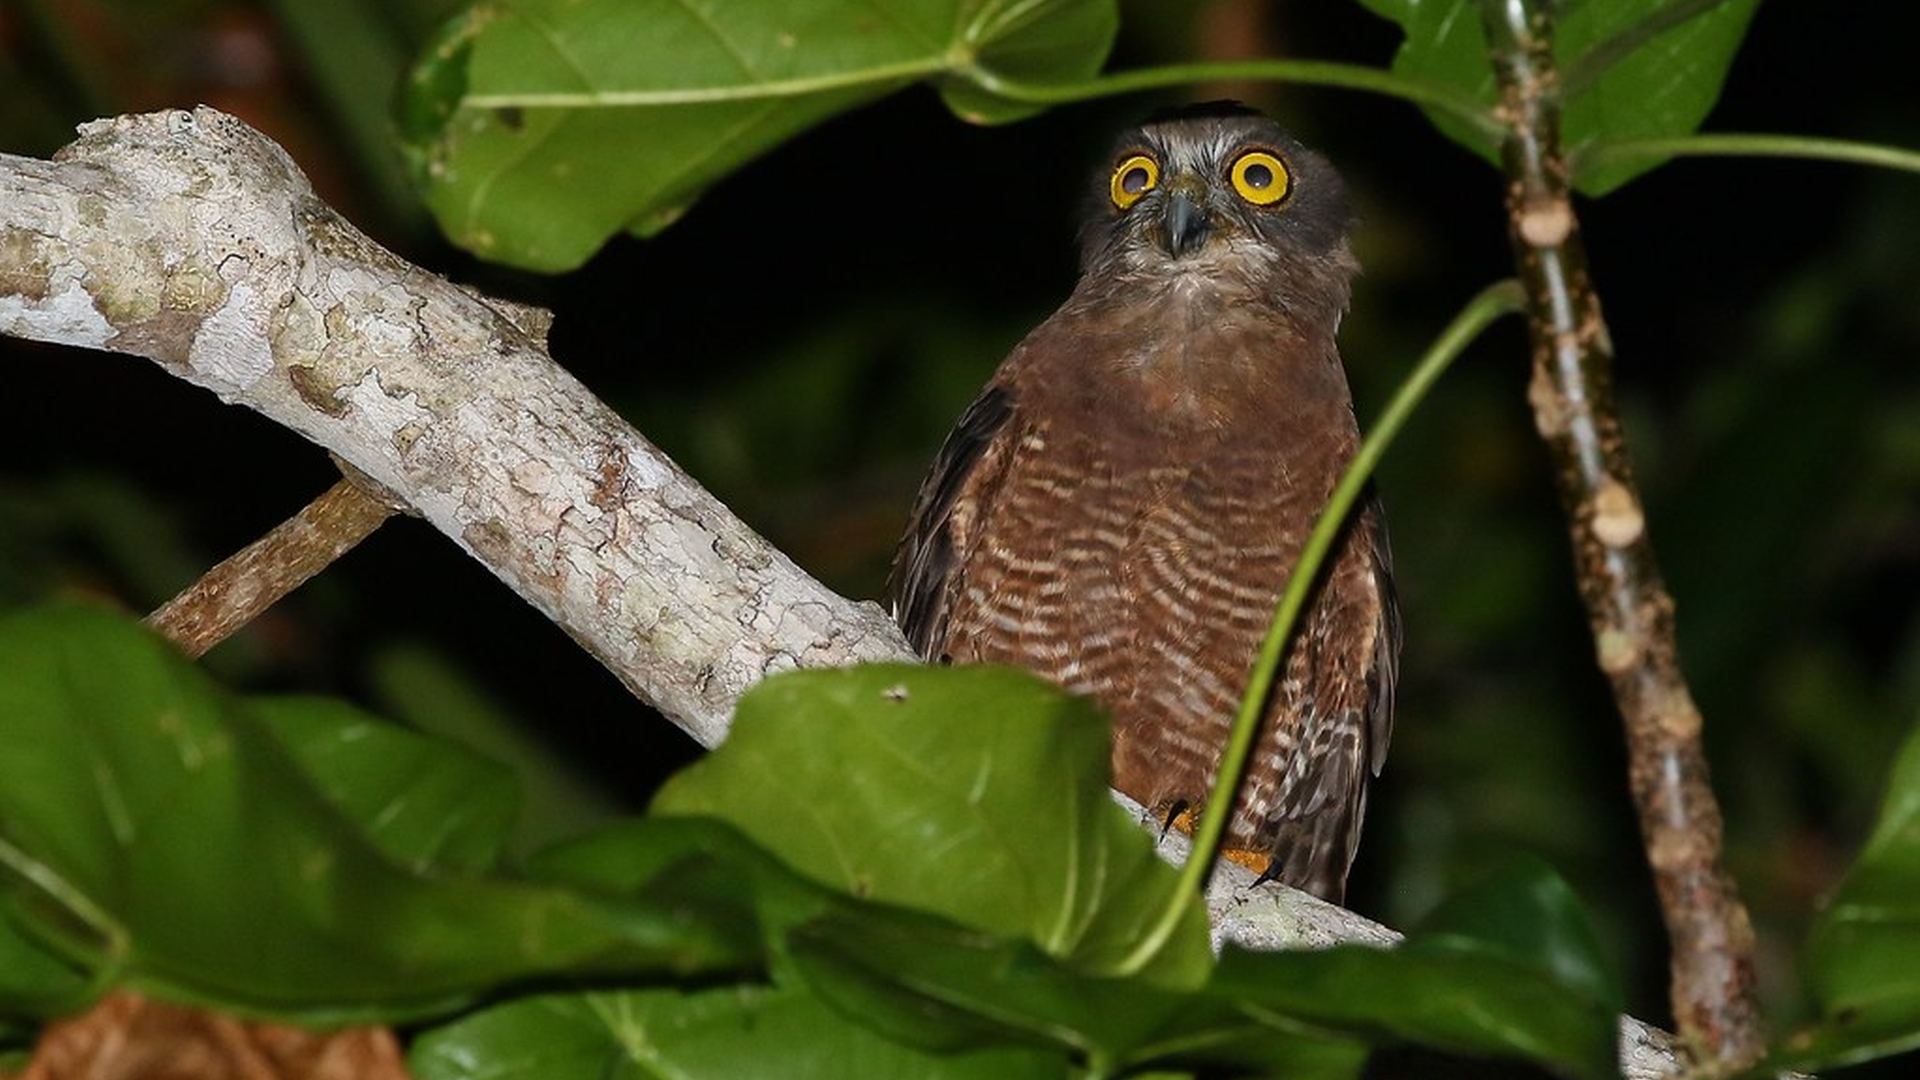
[1081,112,1352,278]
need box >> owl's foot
[1156,803,1276,876]
[1222,847,1274,876]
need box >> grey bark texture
[0,107,1679,1077]
[0,107,905,749]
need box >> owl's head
[1077,103,1355,292]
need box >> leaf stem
[460,58,950,109]
[0,832,127,996]
[966,60,1501,141]
[1574,132,1920,180]
[459,57,1501,146]
[1112,280,1524,976]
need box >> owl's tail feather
[1255,783,1367,906]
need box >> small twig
[145,471,403,657]
[1475,0,1764,1071]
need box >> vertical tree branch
[1476,0,1763,1070]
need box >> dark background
[2,0,1916,1057]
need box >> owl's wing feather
[1263,493,1399,900]
[890,383,1018,657]
[1360,494,1400,776]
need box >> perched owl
[889,103,1399,903]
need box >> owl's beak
[1163,189,1211,258]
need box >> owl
[889,103,1399,903]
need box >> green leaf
[524,816,845,968]
[1408,854,1623,1014]
[0,604,756,1023]
[251,695,519,875]
[1358,0,1762,194]
[651,664,1212,986]
[1555,0,1763,193]
[0,908,92,1018]
[1350,0,1500,165]
[1209,858,1620,1080]
[408,984,1072,1080]
[790,905,1367,1079]
[934,0,1119,125]
[367,641,628,855]
[1795,723,1920,1070]
[399,0,1116,271]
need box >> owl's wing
[1359,493,1401,776]
[1262,492,1401,900]
[889,383,1018,657]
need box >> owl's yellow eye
[1109,154,1159,210]
[1229,149,1291,206]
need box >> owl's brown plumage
[890,104,1399,903]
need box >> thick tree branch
[0,108,1684,1076]
[1477,1,1763,1070]
[0,107,905,749]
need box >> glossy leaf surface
[0,605,754,1022]
[410,982,1071,1080]
[1796,724,1920,1069]
[1357,0,1762,193]
[653,664,1212,986]
[399,0,1116,270]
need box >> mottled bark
[0,107,904,750]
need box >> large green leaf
[1356,0,1762,194]
[399,0,1116,271]
[0,910,91,1018]
[0,605,756,1023]
[789,904,1368,1080]
[409,983,1072,1080]
[779,858,1612,1079]
[1209,857,1621,1080]
[250,695,519,875]
[650,664,1212,987]
[522,815,845,968]
[1794,722,1920,1070]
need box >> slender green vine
[457,57,1500,144]
[965,60,1502,142]
[0,833,126,1007]
[1575,132,1920,181]
[1112,280,1526,976]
